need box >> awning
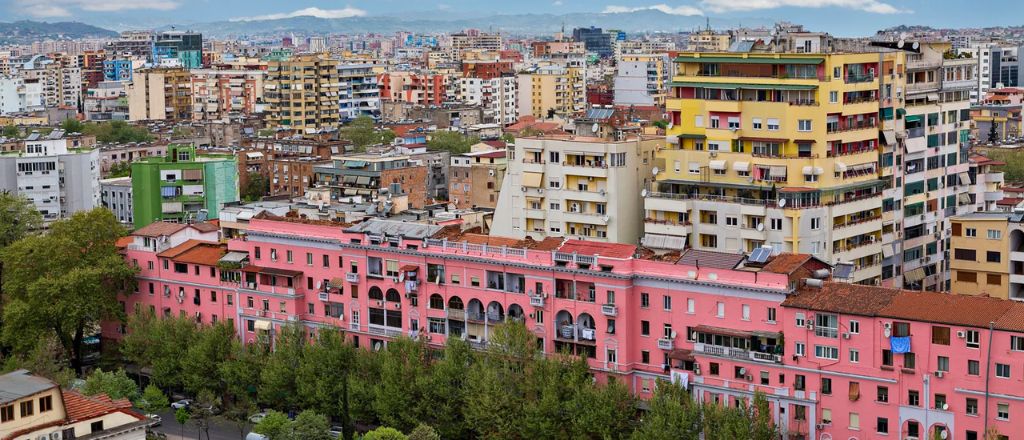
[904,267,926,283]
[958,193,973,205]
[905,141,927,154]
[245,152,264,159]
[882,130,897,146]
[354,176,371,186]
[342,175,357,184]
[254,320,272,330]
[182,169,203,180]
[709,160,726,171]
[668,349,695,362]
[927,93,940,102]
[849,382,860,402]
[668,81,817,91]
[835,162,848,173]
[769,165,787,176]
[732,161,750,172]
[219,251,249,264]
[694,325,778,340]
[401,265,419,272]
[344,160,367,168]
[905,115,923,123]
[642,233,688,251]
[678,134,707,140]
[958,173,971,186]
[522,172,543,188]
[329,278,345,288]
[882,244,894,259]
[801,166,823,176]
[739,136,787,143]
[241,265,303,277]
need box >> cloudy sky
[3,0,1022,34]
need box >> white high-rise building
[0,130,100,221]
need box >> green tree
[258,323,306,410]
[0,209,135,373]
[107,161,132,178]
[989,121,1000,143]
[121,314,198,389]
[380,129,397,145]
[181,322,236,396]
[190,389,220,440]
[340,116,389,151]
[427,131,478,155]
[61,118,85,133]
[175,407,190,440]
[0,337,74,387]
[362,427,408,440]
[289,410,331,440]
[220,338,267,404]
[252,410,291,440]
[82,368,139,402]
[242,172,270,202]
[374,337,430,432]
[2,125,19,138]
[631,380,701,440]
[0,192,42,248]
[407,424,440,440]
[138,385,170,415]
[569,378,637,439]
[419,338,472,439]
[464,322,541,439]
[985,149,1024,183]
[296,329,354,432]
[82,120,153,143]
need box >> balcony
[601,304,618,317]
[530,295,545,307]
[318,291,329,301]
[446,308,465,321]
[346,273,359,283]
[845,73,875,83]
[693,342,783,363]
[657,337,675,350]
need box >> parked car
[245,432,268,440]
[329,426,343,438]
[248,411,267,424]
[146,413,162,426]
[170,399,192,410]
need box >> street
[149,409,252,440]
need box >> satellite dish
[757,223,765,231]
[652,167,660,176]
[602,216,610,223]
[777,199,787,208]
[641,189,649,197]
[883,327,892,337]
[373,341,383,351]
[667,122,673,129]
[670,330,677,339]
[912,41,920,50]
[691,331,698,340]
[592,123,599,132]
[897,40,905,49]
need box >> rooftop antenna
[706,17,710,31]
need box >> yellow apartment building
[263,53,341,132]
[950,213,1014,299]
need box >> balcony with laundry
[554,310,598,358]
[239,265,303,296]
[687,325,783,363]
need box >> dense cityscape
[2,1,1024,439]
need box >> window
[810,217,821,230]
[966,227,977,237]
[815,345,839,360]
[893,321,911,337]
[19,400,33,417]
[752,118,762,129]
[882,349,893,366]
[710,116,720,128]
[876,417,888,434]
[904,352,916,369]
[767,307,776,322]
[726,216,738,226]
[968,359,980,375]
[662,295,671,311]
[877,386,888,403]
[39,395,52,412]
[966,330,980,348]
[727,117,740,129]
[988,273,1003,285]
[1012,335,1024,351]
[641,351,650,364]
[742,304,750,321]
[641,320,650,336]
[821,408,832,424]
[908,390,920,406]
[716,302,725,317]
[849,320,860,334]
[0,404,12,422]
[770,218,783,230]
[989,229,1003,239]
[695,115,704,127]
[709,362,719,376]
[830,91,839,103]
[306,252,313,265]
[937,356,949,372]
[687,298,695,314]
[987,251,1001,263]
[966,398,979,415]
[797,119,812,131]
[932,326,950,345]
[640,293,649,308]
[996,363,1011,378]
[821,377,832,395]
[997,403,1011,421]
[767,118,780,130]
[794,374,805,391]
[795,342,806,357]
[849,349,859,363]
[795,312,806,327]
[849,412,859,430]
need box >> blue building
[102,59,133,82]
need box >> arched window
[385,288,401,302]
[429,294,445,309]
[369,286,384,300]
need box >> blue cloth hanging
[890,336,911,354]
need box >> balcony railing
[346,273,359,283]
[602,304,618,317]
[693,342,782,363]
[657,337,675,350]
[845,73,875,83]
[530,295,545,307]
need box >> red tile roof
[676,249,746,270]
[133,222,189,237]
[115,236,133,249]
[191,222,219,233]
[761,254,814,274]
[970,154,1006,166]
[783,282,1024,332]
[62,390,143,424]
[157,239,226,266]
[482,140,507,149]
[557,240,636,259]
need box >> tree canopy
[81,368,139,402]
[427,131,478,155]
[0,192,42,248]
[242,172,270,202]
[80,120,153,143]
[340,116,393,152]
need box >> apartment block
[614,53,670,107]
[84,81,129,121]
[338,63,381,121]
[965,43,1023,102]
[189,69,265,121]
[652,51,904,285]
[101,176,134,225]
[885,42,978,291]
[449,145,507,209]
[127,67,192,121]
[154,31,203,69]
[0,76,43,113]
[238,150,330,198]
[130,144,239,228]
[264,53,341,132]
[313,155,430,208]
[517,63,586,119]
[378,72,449,106]
[492,132,659,243]
[111,214,1024,440]
[0,130,100,221]
[454,75,517,125]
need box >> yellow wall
[950,218,1010,298]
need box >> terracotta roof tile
[557,240,636,259]
[133,221,188,237]
[676,249,745,270]
[761,254,814,274]
[157,240,226,266]
[782,282,901,316]
[879,291,1013,329]
[115,236,133,249]
[62,390,143,424]
[191,222,219,233]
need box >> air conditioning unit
[934,370,944,378]
[394,303,401,309]
[842,332,851,339]
[957,330,966,338]
[375,300,384,307]
[806,323,815,330]
[745,374,753,382]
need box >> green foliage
[406,424,440,440]
[81,120,152,143]
[107,161,132,178]
[3,124,20,138]
[982,149,1023,183]
[631,381,701,440]
[290,410,332,440]
[418,338,471,439]
[652,120,669,130]
[0,192,42,248]
[253,410,292,440]
[138,385,170,414]
[0,209,134,373]
[121,314,199,390]
[427,131,479,155]
[340,116,392,151]
[0,337,74,388]
[172,126,194,138]
[242,172,270,202]
[258,324,306,410]
[175,407,190,425]
[989,121,1000,143]
[61,118,85,133]
[82,368,139,402]
[181,322,236,396]
[362,427,408,440]
[296,329,353,422]
[373,337,430,432]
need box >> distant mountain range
[0,20,117,44]
[162,10,757,38]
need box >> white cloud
[15,0,179,17]
[553,0,564,5]
[699,0,908,14]
[603,4,704,16]
[232,6,367,22]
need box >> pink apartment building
[111,214,1024,440]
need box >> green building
[131,144,239,228]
